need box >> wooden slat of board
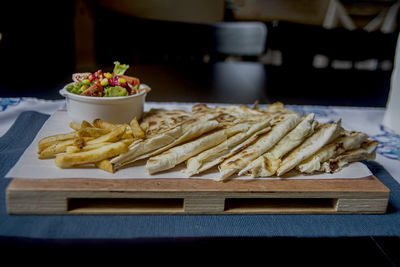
[7,175,389,192]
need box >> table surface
[0,62,399,262]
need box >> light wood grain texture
[6,176,390,214]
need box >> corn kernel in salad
[100,78,109,86]
[80,85,88,92]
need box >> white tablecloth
[1,97,399,183]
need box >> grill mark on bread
[334,142,344,152]
[226,158,241,166]
[140,109,194,138]
[328,160,339,173]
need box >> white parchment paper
[6,110,373,180]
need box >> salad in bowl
[60,62,150,123]
[66,61,149,97]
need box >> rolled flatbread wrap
[146,128,227,174]
[185,120,271,176]
[218,113,302,181]
[239,113,317,177]
[111,116,219,170]
[297,130,369,173]
[320,140,378,173]
[276,119,343,176]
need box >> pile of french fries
[37,117,146,173]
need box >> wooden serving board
[6,175,390,215]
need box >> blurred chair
[212,22,268,61]
[268,21,398,71]
[319,0,400,70]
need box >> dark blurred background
[0,0,399,106]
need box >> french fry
[54,141,129,168]
[81,142,114,151]
[39,139,78,159]
[67,139,133,154]
[130,117,145,139]
[66,142,114,154]
[69,122,81,131]
[94,159,115,173]
[38,131,77,152]
[92,118,133,139]
[39,137,93,159]
[122,124,134,139]
[81,120,94,128]
[92,119,117,131]
[73,137,86,149]
[66,146,80,153]
[86,125,126,145]
[77,127,110,138]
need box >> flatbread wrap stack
[218,113,302,180]
[110,109,220,169]
[145,104,275,174]
[239,113,318,177]
[275,119,344,176]
[185,120,271,176]
[95,102,377,180]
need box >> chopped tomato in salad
[66,62,142,97]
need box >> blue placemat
[0,111,399,239]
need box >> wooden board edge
[7,175,391,194]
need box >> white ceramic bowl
[59,83,150,124]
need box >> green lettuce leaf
[66,82,87,95]
[104,86,129,97]
[113,61,130,75]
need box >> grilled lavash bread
[218,113,302,181]
[108,102,377,178]
[275,119,343,176]
[265,101,297,114]
[139,109,192,138]
[239,113,318,177]
[192,103,273,126]
[185,119,272,176]
[147,104,274,174]
[146,128,227,174]
[296,130,369,173]
[320,139,378,173]
[213,105,273,119]
[110,109,219,170]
